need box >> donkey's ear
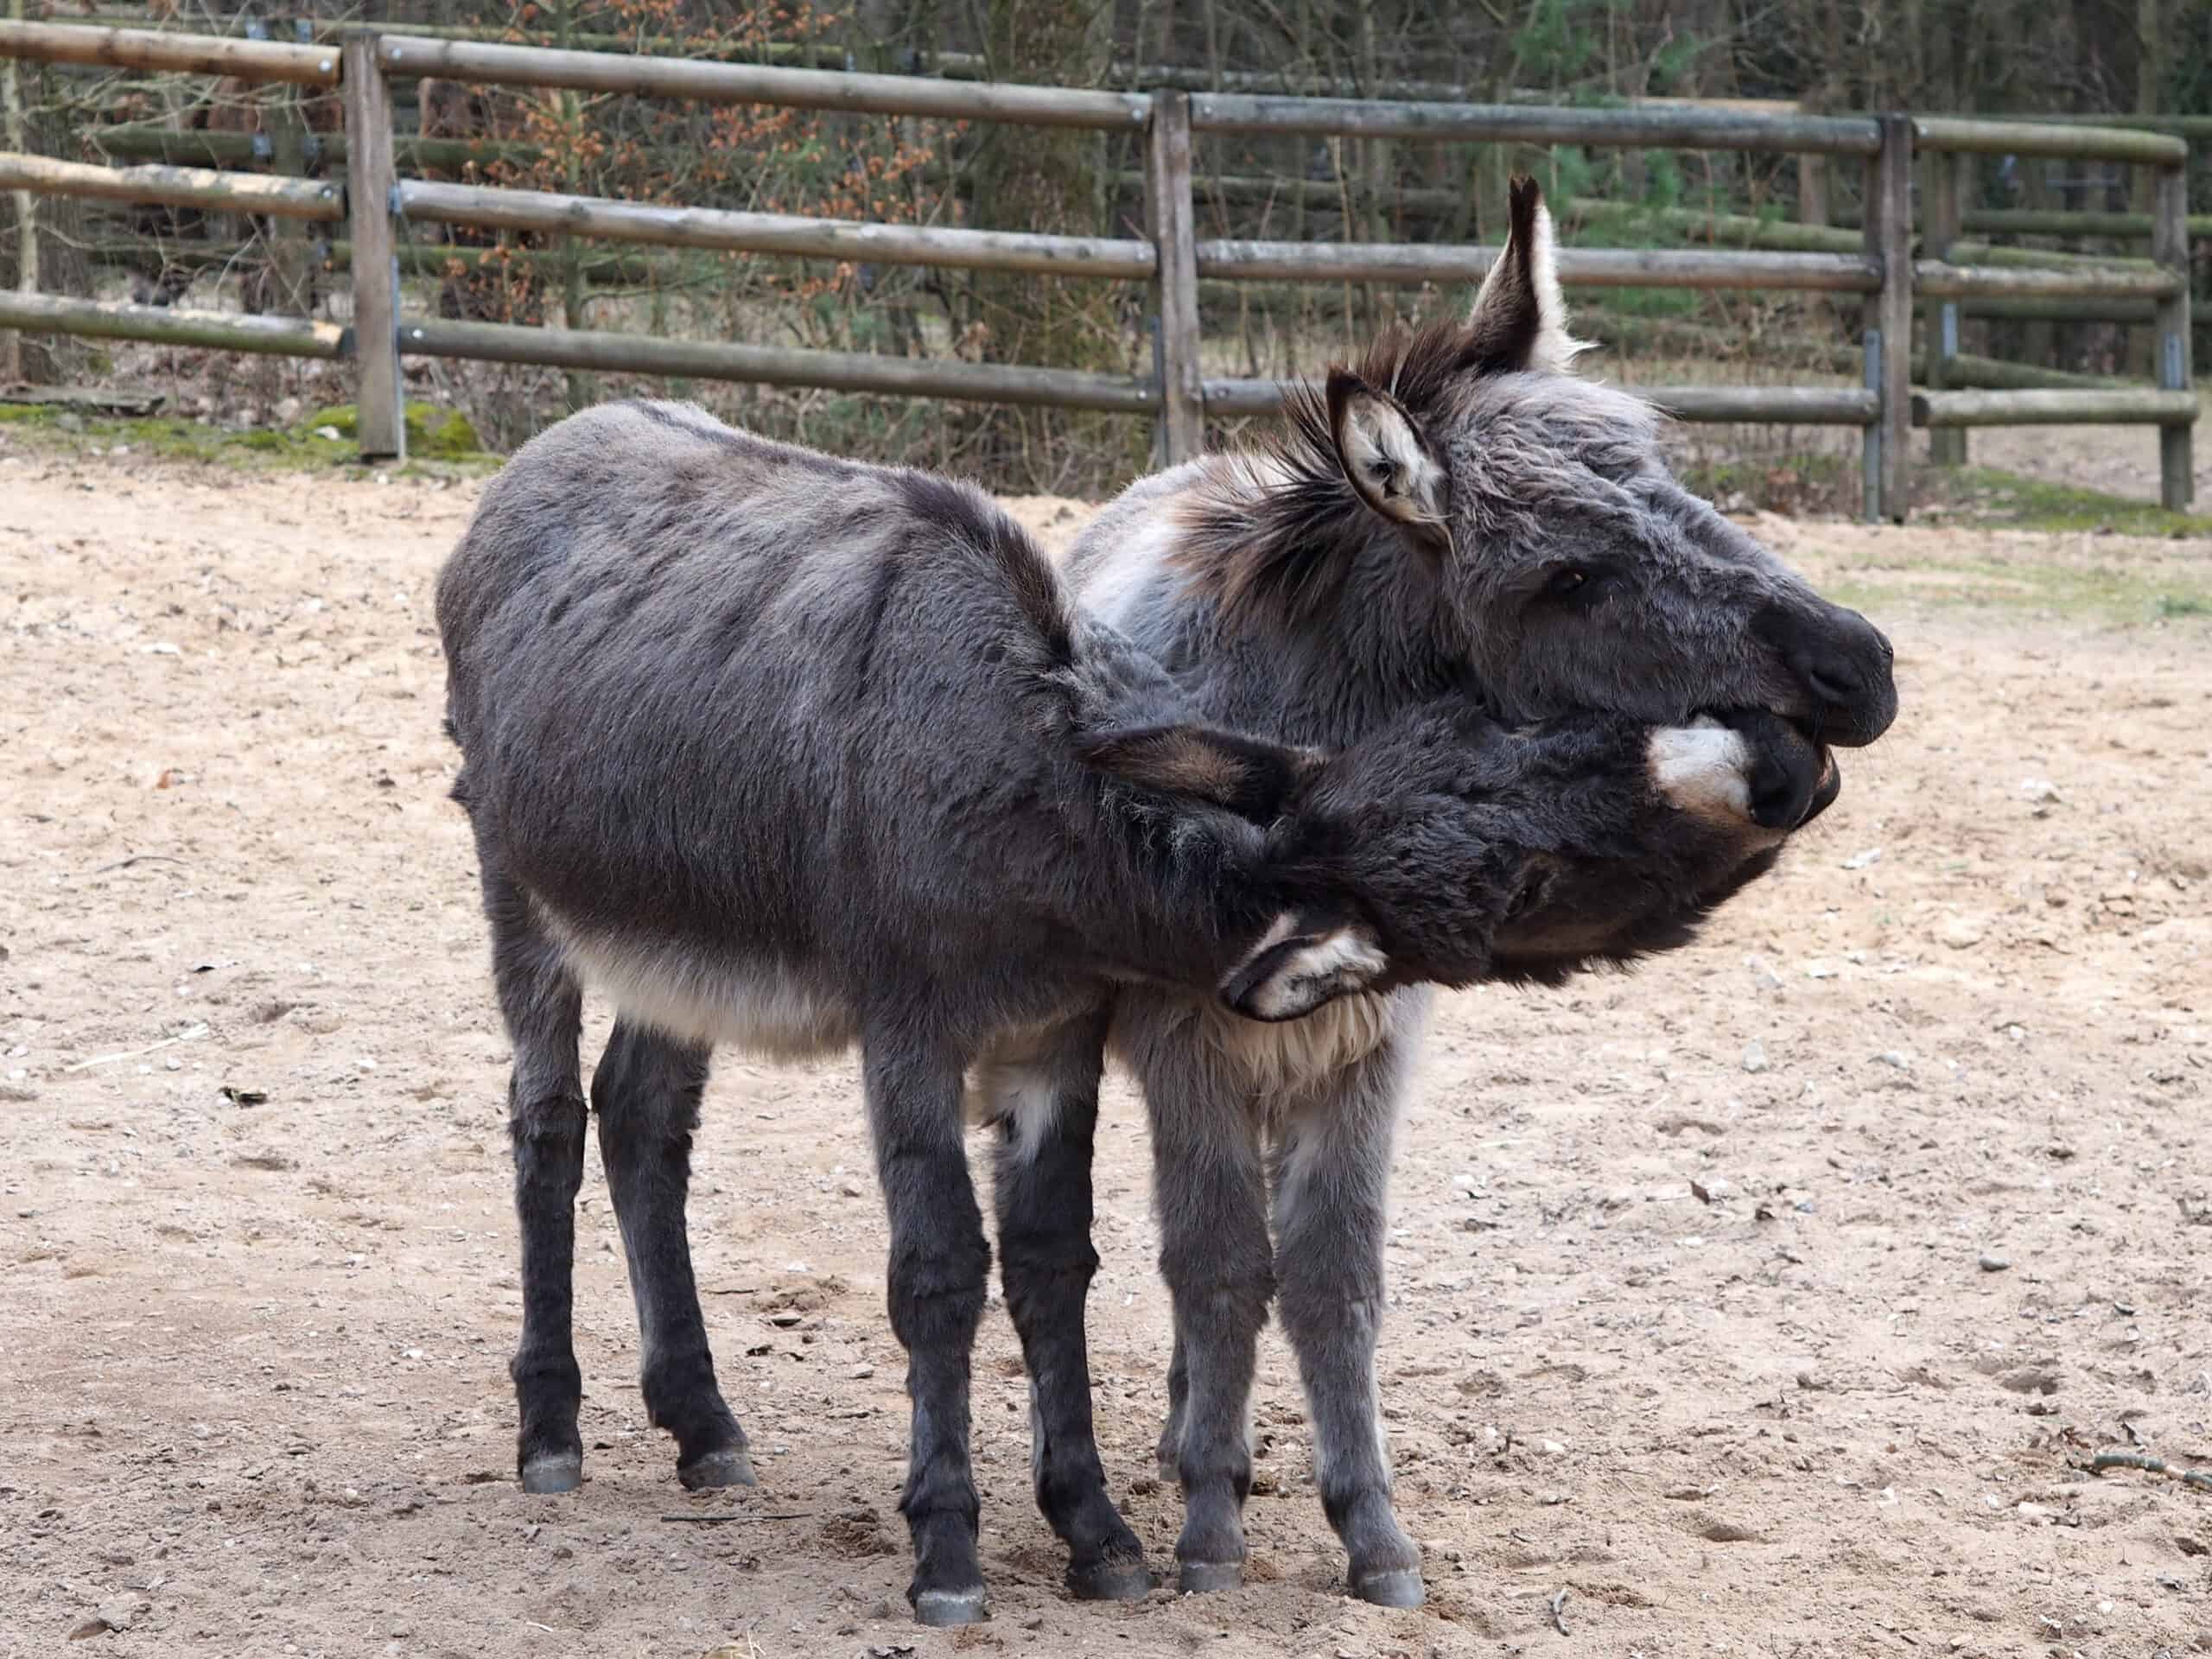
[1075,724,1319,822]
[1326,370,1448,535]
[1465,176,1591,375]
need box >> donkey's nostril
[1751,601,1898,748]
[1803,661,1863,710]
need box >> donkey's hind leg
[482,867,588,1495]
[593,1018,753,1491]
[983,1014,1151,1602]
[863,1033,994,1626]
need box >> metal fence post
[342,35,404,461]
[2152,162,2194,511]
[1922,149,1966,466]
[1865,112,1914,523]
[1143,88,1203,466]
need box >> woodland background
[8,0,2210,495]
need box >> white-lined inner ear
[1337,394,1446,525]
[1243,926,1387,1021]
[1519,197,1594,374]
[1647,719,1754,820]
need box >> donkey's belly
[556,931,859,1059]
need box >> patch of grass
[1823,551,2212,626]
[1918,466,2212,537]
[0,398,499,473]
[308,402,487,461]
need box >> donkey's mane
[1169,316,1494,630]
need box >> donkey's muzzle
[1728,709,1840,830]
[1752,600,1897,748]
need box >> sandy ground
[2,440,2209,1659]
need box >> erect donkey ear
[1465,176,1591,376]
[1325,370,1448,537]
[1074,724,1321,823]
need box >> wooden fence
[0,19,2195,518]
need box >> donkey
[953,176,1898,1611]
[435,398,1838,1625]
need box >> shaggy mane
[1168,316,1496,629]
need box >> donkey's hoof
[1068,1557,1154,1602]
[1157,1456,1182,1487]
[1177,1560,1244,1595]
[677,1447,756,1491]
[1351,1567,1425,1609]
[518,1452,583,1494]
[912,1587,989,1627]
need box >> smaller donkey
[436,400,1834,1624]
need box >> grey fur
[1043,179,1897,1607]
[435,395,1828,1624]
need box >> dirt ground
[2,434,2208,1659]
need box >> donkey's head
[1191,178,1896,753]
[1077,706,1832,1022]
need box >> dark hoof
[912,1587,989,1627]
[1178,1560,1244,1595]
[1351,1567,1425,1609]
[518,1452,583,1494]
[1068,1557,1154,1602]
[677,1447,756,1491]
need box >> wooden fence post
[342,36,404,461]
[1864,112,1913,523]
[1143,88,1202,466]
[1922,149,1966,466]
[2152,162,2194,510]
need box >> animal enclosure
[2,451,2207,1653]
[0,16,2197,518]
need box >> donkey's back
[435,400,1160,1052]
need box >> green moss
[1919,466,2212,537]
[0,396,496,473]
[416,406,482,460]
[306,401,484,460]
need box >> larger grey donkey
[1019,177,1903,1609]
[435,396,1842,1625]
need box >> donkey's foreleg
[1155,1332,1190,1485]
[1268,1004,1426,1608]
[482,869,588,1495]
[593,1019,753,1491]
[865,1039,994,1627]
[984,1015,1151,1602]
[1122,1002,1274,1593]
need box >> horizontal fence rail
[395,180,1159,279]
[1190,240,1881,290]
[399,317,1159,410]
[1913,389,2201,426]
[0,149,342,221]
[1912,260,2186,299]
[0,19,340,86]
[376,35,1152,130]
[1910,115,2188,164]
[1187,94,1884,154]
[0,19,2193,518]
[0,289,346,356]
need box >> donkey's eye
[1543,567,1589,600]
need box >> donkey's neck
[1143,457,1483,747]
